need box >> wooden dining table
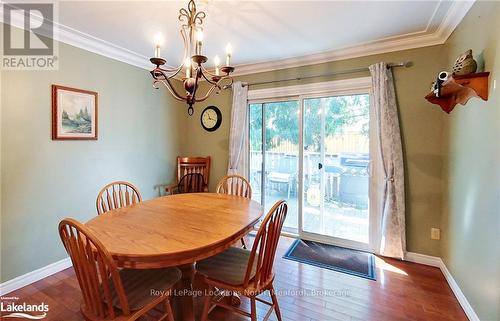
[86,192,263,321]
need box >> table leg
[174,263,196,321]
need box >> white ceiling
[27,1,474,72]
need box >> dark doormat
[283,239,376,280]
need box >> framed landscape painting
[52,85,98,140]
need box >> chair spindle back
[243,200,288,289]
[59,218,130,319]
[96,181,142,215]
[177,173,206,194]
[216,175,252,198]
[177,156,210,191]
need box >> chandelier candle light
[149,0,235,115]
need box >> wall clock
[200,105,222,132]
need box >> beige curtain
[369,62,406,259]
[227,81,249,177]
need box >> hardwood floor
[2,237,467,321]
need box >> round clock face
[201,106,222,132]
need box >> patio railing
[250,151,369,209]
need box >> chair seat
[110,267,181,311]
[196,247,257,286]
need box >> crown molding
[55,23,152,70]
[233,0,475,76]
[433,0,475,42]
[0,4,154,70]
[1,0,474,75]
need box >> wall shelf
[425,72,490,113]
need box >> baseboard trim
[0,252,482,321]
[405,251,442,267]
[439,260,480,321]
[0,258,72,296]
[406,252,480,321]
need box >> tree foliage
[250,94,369,151]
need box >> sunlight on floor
[375,256,408,276]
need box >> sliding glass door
[302,94,371,249]
[248,80,375,251]
[249,100,299,232]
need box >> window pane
[303,94,370,243]
[249,103,262,204]
[264,101,299,232]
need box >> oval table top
[86,193,263,269]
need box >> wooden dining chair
[176,173,207,194]
[197,200,288,321]
[96,181,142,215]
[59,218,181,321]
[216,175,252,248]
[216,175,252,199]
[162,156,211,195]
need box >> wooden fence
[267,133,368,154]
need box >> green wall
[441,2,500,320]
[184,45,448,257]
[0,27,186,282]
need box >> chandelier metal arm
[199,65,221,86]
[200,72,220,87]
[154,81,185,102]
[199,64,235,90]
[152,76,187,102]
[193,83,220,103]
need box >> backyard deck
[253,177,369,244]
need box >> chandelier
[149,0,235,115]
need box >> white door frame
[248,77,380,253]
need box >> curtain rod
[242,61,412,87]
